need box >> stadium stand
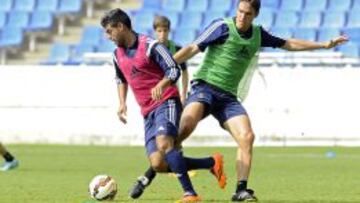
[1,0,360,65]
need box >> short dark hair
[239,0,261,15]
[153,15,171,30]
[100,8,132,29]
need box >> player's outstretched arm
[117,83,128,124]
[173,44,201,64]
[281,35,348,51]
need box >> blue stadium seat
[299,11,322,28]
[67,44,95,65]
[13,0,35,12]
[327,0,351,11]
[322,12,346,28]
[293,28,317,41]
[173,28,197,46]
[337,43,359,58]
[97,40,116,53]
[353,0,360,10]
[342,28,360,43]
[209,0,232,12]
[0,27,23,47]
[162,0,186,12]
[142,0,162,11]
[133,10,155,32]
[317,28,340,41]
[157,11,180,29]
[262,0,280,9]
[202,11,226,28]
[0,12,6,28]
[6,11,29,28]
[280,0,303,11]
[27,11,54,31]
[274,11,299,28]
[178,11,203,29]
[270,27,293,39]
[58,0,82,14]
[44,43,71,64]
[347,11,360,28]
[254,8,274,29]
[303,0,327,11]
[134,26,151,35]
[36,0,58,12]
[186,0,208,12]
[80,26,102,46]
[0,0,13,12]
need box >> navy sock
[3,152,14,162]
[144,167,156,184]
[165,149,196,195]
[184,156,214,170]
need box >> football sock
[3,152,14,162]
[144,167,156,185]
[165,149,196,195]
[184,156,214,170]
[236,180,247,192]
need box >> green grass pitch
[0,145,360,203]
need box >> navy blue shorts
[144,98,182,156]
[186,80,247,127]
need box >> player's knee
[150,160,167,172]
[156,140,173,153]
[179,116,196,136]
[236,131,255,147]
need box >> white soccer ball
[89,175,117,201]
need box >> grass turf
[0,145,359,203]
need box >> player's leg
[223,115,257,202]
[211,91,257,202]
[176,82,227,189]
[155,98,201,201]
[129,139,165,199]
[0,142,19,171]
[176,102,206,149]
[176,81,213,149]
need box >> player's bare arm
[281,35,349,51]
[180,69,189,105]
[173,44,201,64]
[117,83,128,124]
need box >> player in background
[0,142,19,171]
[101,8,226,202]
[172,0,348,201]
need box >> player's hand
[324,35,349,49]
[151,85,163,101]
[117,104,127,124]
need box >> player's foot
[210,153,227,189]
[0,159,19,171]
[128,176,150,199]
[180,192,201,202]
[231,189,257,202]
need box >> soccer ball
[88,175,117,201]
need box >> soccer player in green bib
[172,0,347,201]
[129,0,348,201]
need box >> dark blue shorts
[144,98,182,156]
[186,80,247,127]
